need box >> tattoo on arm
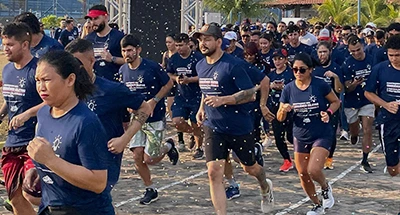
[130,111,149,125]
[233,87,256,104]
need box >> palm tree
[312,0,355,25]
[203,0,267,23]
[358,0,400,26]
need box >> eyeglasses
[293,67,308,74]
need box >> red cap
[85,10,108,19]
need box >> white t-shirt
[300,32,318,46]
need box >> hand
[383,101,399,114]
[108,136,129,154]
[177,75,190,85]
[281,103,292,113]
[324,71,337,79]
[9,111,31,130]
[320,111,330,123]
[352,77,364,86]
[196,109,206,126]
[260,105,275,122]
[27,137,57,165]
[101,48,112,62]
[204,95,225,108]
[146,99,157,117]
[22,168,41,194]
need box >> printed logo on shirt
[125,79,146,91]
[42,175,54,184]
[354,64,371,79]
[3,78,27,98]
[292,94,320,118]
[315,75,332,84]
[199,78,220,94]
[87,99,97,111]
[52,135,62,152]
[176,67,193,76]
[213,72,218,80]
[387,82,400,98]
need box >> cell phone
[275,80,284,85]
[355,76,363,81]
[179,74,184,78]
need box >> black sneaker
[360,161,373,173]
[350,135,359,145]
[193,148,204,160]
[166,139,179,165]
[139,188,158,205]
[189,135,196,150]
[2,199,13,212]
[254,143,264,167]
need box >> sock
[165,142,172,151]
[146,184,156,190]
[227,178,238,188]
[362,152,369,163]
[178,132,184,142]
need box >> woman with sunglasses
[28,50,114,214]
[313,41,344,170]
[268,48,295,172]
[277,53,340,215]
[80,21,93,39]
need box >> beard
[124,54,138,63]
[201,46,216,57]
[94,21,106,33]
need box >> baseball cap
[318,28,331,41]
[224,31,237,41]
[362,28,375,37]
[273,48,288,58]
[297,20,308,29]
[85,5,108,19]
[221,38,230,51]
[365,22,376,29]
[193,23,223,39]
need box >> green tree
[311,0,355,25]
[359,0,400,26]
[203,0,267,23]
[41,15,64,29]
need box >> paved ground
[0,126,399,215]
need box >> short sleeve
[342,60,354,82]
[320,80,332,97]
[245,65,265,85]
[155,64,171,86]
[280,84,290,103]
[365,64,380,93]
[113,84,145,110]
[231,64,254,91]
[77,120,109,170]
[166,56,175,74]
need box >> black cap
[273,48,288,58]
[193,23,223,39]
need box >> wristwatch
[153,96,161,103]
[111,56,116,63]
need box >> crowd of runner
[1,3,400,215]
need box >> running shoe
[350,135,359,145]
[139,188,158,205]
[307,202,325,215]
[226,186,240,200]
[360,161,373,173]
[255,143,264,167]
[166,138,179,165]
[261,179,274,213]
[193,148,204,160]
[322,183,335,209]
[339,130,349,141]
[279,159,294,172]
[324,158,334,170]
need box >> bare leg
[132,147,152,186]
[10,187,35,215]
[294,152,319,204]
[361,116,374,154]
[307,147,329,190]
[207,160,227,215]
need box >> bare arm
[345,79,363,93]
[333,75,344,93]
[364,91,387,107]
[9,102,46,130]
[259,76,270,108]
[147,78,174,111]
[277,102,291,122]
[325,90,341,113]
[0,102,8,121]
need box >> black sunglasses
[293,67,308,74]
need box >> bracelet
[111,56,116,63]
[326,108,333,116]
[153,96,161,103]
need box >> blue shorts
[171,96,200,122]
[381,121,400,167]
[294,137,332,154]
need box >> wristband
[326,108,333,116]
[111,56,116,63]
[153,96,161,103]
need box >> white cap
[365,22,376,28]
[224,31,237,41]
[318,28,330,38]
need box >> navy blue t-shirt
[365,61,400,123]
[59,29,75,47]
[197,53,254,135]
[342,54,373,109]
[72,26,79,39]
[280,78,333,142]
[267,66,295,107]
[85,29,125,81]
[166,51,203,101]
[286,43,312,63]
[2,58,42,147]
[231,47,244,59]
[311,47,346,66]
[31,34,64,58]
[87,76,144,189]
[313,62,344,96]
[259,49,275,68]
[119,58,170,123]
[54,28,63,40]
[335,44,351,63]
[35,102,113,214]
[373,47,388,66]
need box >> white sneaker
[306,203,325,215]
[262,136,273,151]
[339,130,349,141]
[261,178,274,213]
[322,183,334,209]
[178,143,187,152]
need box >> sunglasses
[293,67,308,74]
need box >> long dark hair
[38,50,94,100]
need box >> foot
[262,136,273,150]
[324,158,334,170]
[255,143,264,167]
[166,139,179,165]
[360,161,373,173]
[339,130,349,141]
[279,159,293,172]
[306,202,325,215]
[2,198,13,212]
[178,141,188,152]
[261,179,274,213]
[192,148,204,160]
[322,183,335,209]
[350,135,359,145]
[139,188,159,205]
[225,186,240,200]
[189,135,196,150]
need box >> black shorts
[203,126,256,166]
[381,121,400,167]
[168,84,176,97]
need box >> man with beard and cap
[84,4,125,82]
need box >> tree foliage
[203,0,267,23]
[41,15,64,29]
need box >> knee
[363,126,372,136]
[208,166,224,182]
[173,118,184,129]
[242,164,259,176]
[388,166,400,177]
[132,148,144,163]
[297,169,310,180]
[22,192,40,206]
[307,168,321,179]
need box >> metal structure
[104,0,130,33]
[181,0,203,33]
